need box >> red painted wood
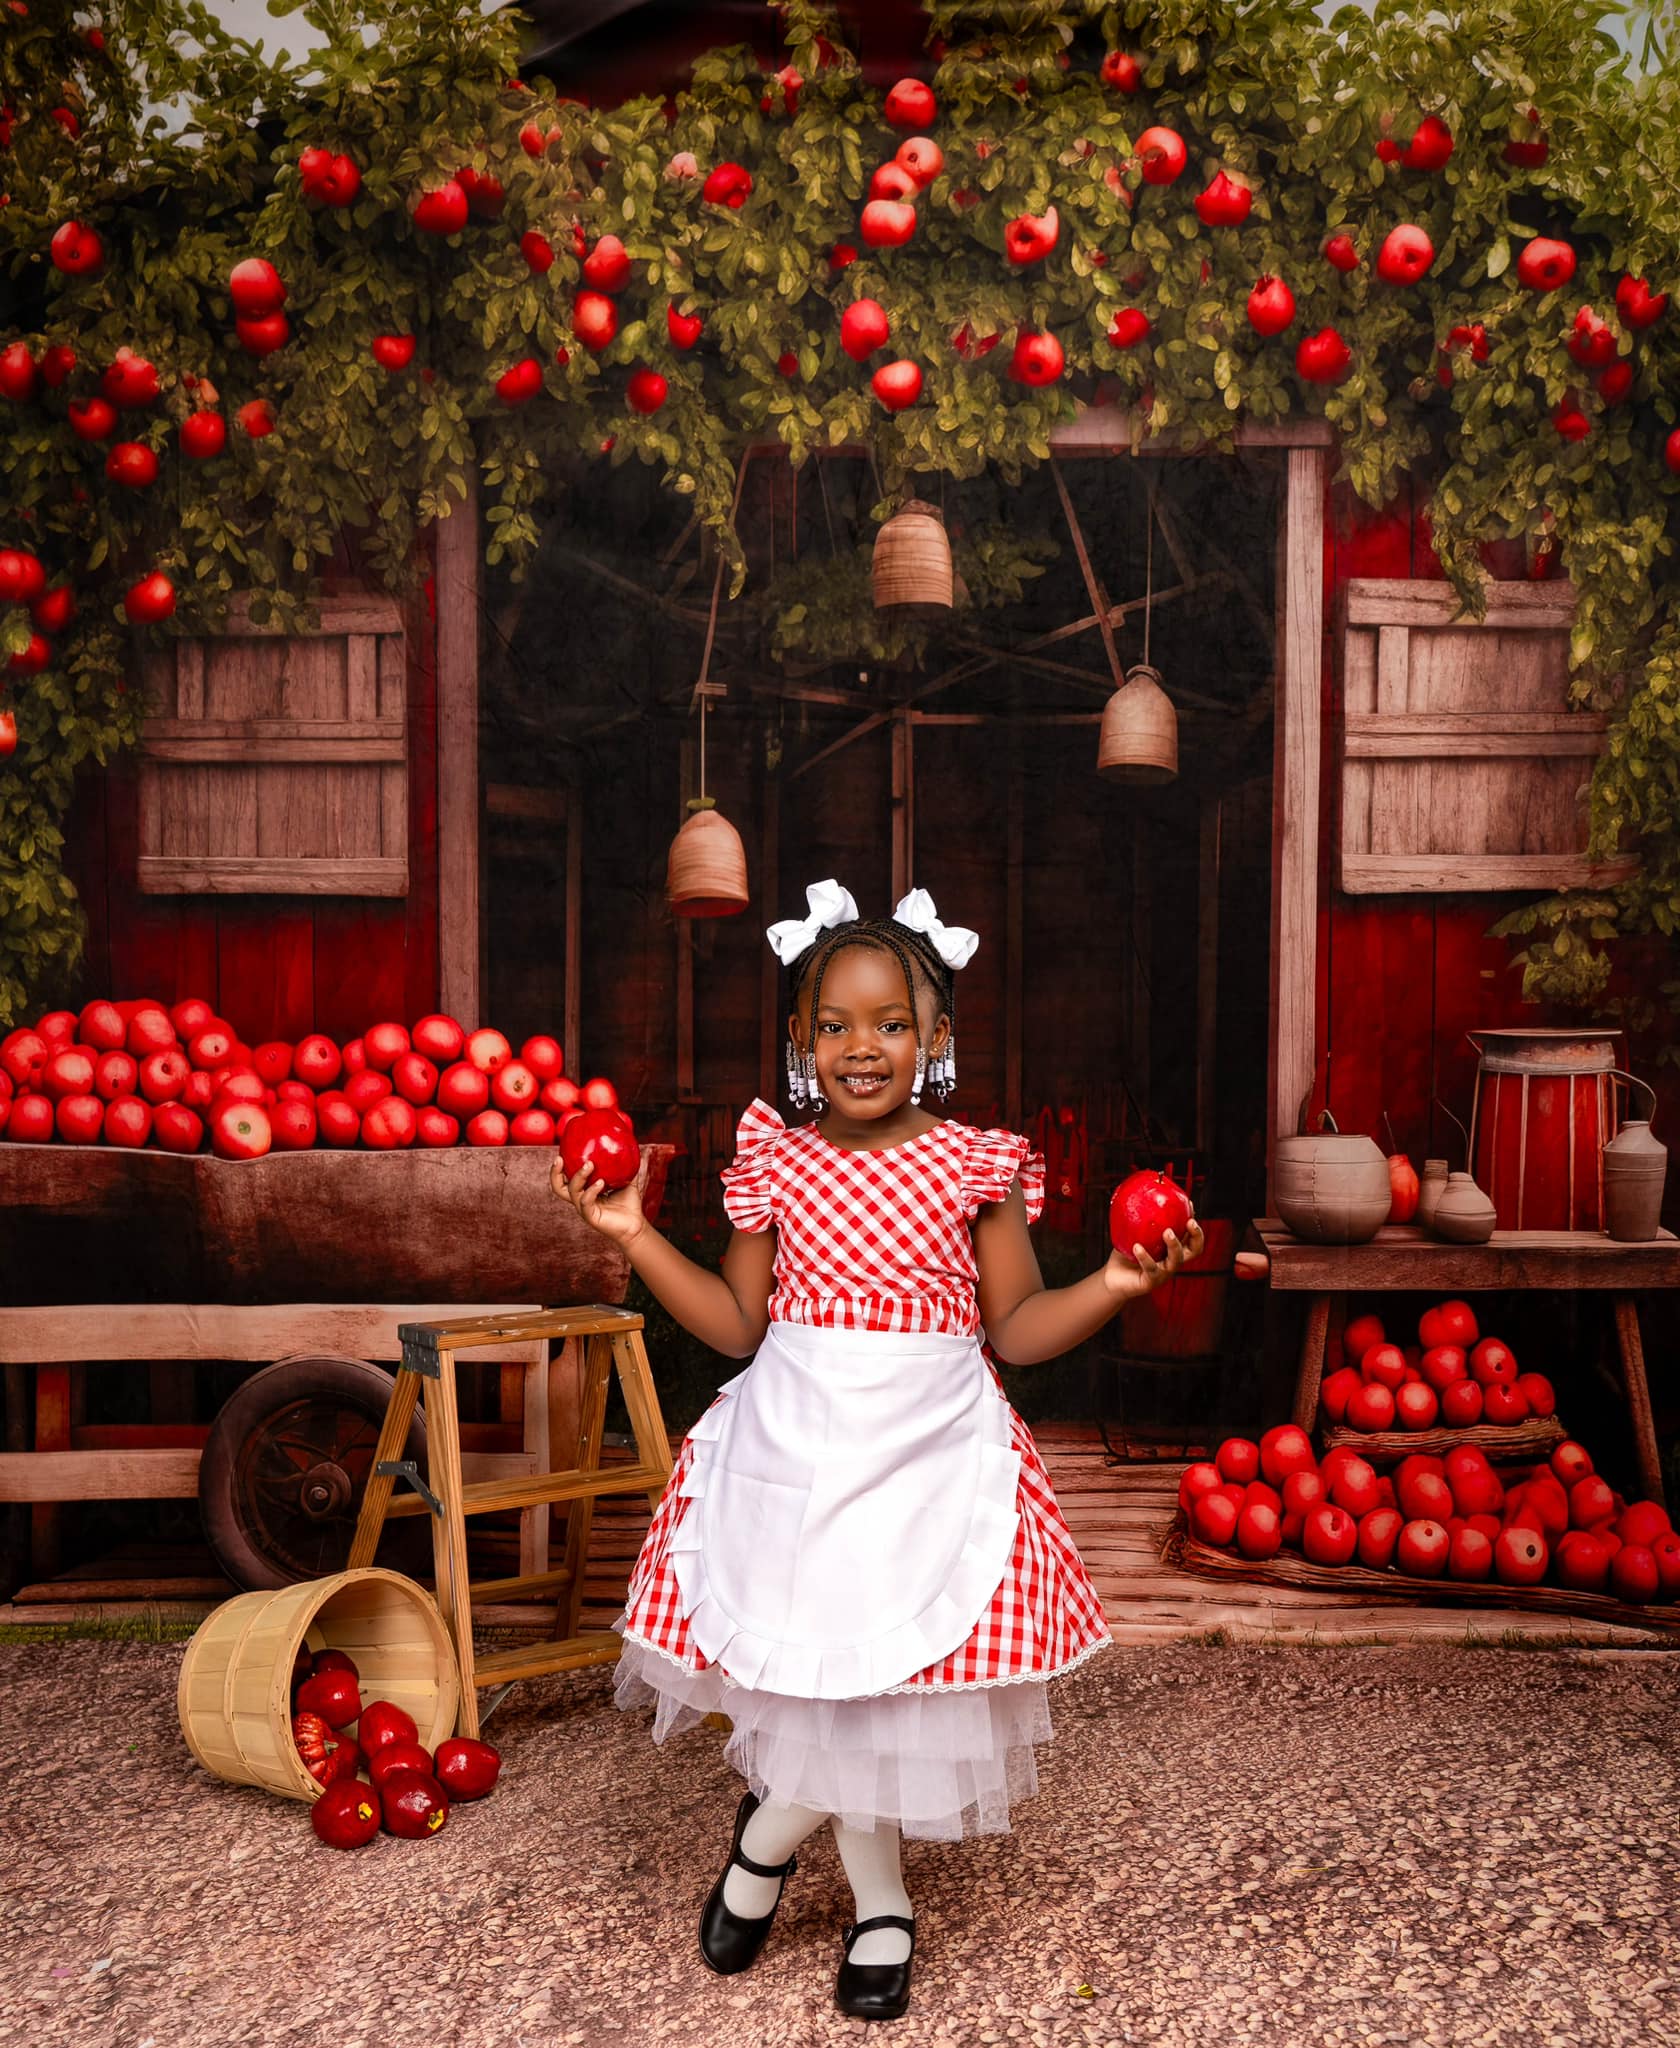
[402,537,441,1025]
[215,906,316,1042]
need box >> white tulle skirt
[611,1624,1054,1840]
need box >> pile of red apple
[1179,1426,1679,1606]
[0,996,633,1164]
[291,1644,501,1850]
[1320,1300,1557,1433]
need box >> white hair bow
[766,879,860,965]
[892,887,979,970]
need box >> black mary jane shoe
[698,1790,800,1976]
[834,1914,916,2021]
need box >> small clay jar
[1431,1170,1497,1245]
[1416,1159,1450,1234]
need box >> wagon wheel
[199,1355,433,1591]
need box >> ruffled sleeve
[719,1097,786,1234]
[960,1127,1046,1225]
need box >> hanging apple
[0,341,36,400]
[68,396,116,440]
[828,242,859,271]
[1323,233,1360,272]
[299,148,360,205]
[1516,236,1576,290]
[1400,114,1453,170]
[666,304,703,350]
[776,350,799,378]
[870,359,922,410]
[49,220,103,274]
[370,334,417,370]
[582,234,632,292]
[235,311,290,356]
[1194,171,1252,227]
[1552,395,1590,442]
[1616,275,1667,328]
[869,161,919,203]
[0,708,15,758]
[30,583,73,633]
[495,359,543,405]
[1501,108,1548,167]
[840,298,890,361]
[456,167,505,220]
[1008,328,1063,386]
[1376,224,1433,284]
[101,350,159,407]
[49,106,80,140]
[228,258,286,315]
[40,344,74,387]
[1436,322,1489,385]
[6,632,49,675]
[762,63,802,117]
[179,409,226,457]
[0,549,45,604]
[884,79,936,129]
[950,323,999,359]
[411,179,468,234]
[1296,326,1352,383]
[519,231,553,273]
[860,200,916,249]
[519,121,551,159]
[237,398,275,437]
[1004,206,1058,264]
[1666,427,1680,474]
[1566,307,1617,367]
[701,162,752,208]
[105,441,159,487]
[123,571,176,623]
[1106,308,1150,349]
[572,292,618,353]
[1133,127,1186,185]
[1246,275,1295,335]
[1100,51,1142,92]
[626,367,667,414]
[1598,359,1633,404]
[895,137,942,187]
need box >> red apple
[1214,1437,1260,1486]
[1610,1544,1659,1604]
[93,1051,138,1101]
[1652,1534,1680,1597]
[269,1097,317,1151]
[229,257,286,315]
[1481,1383,1530,1426]
[1447,1525,1493,1582]
[582,234,631,292]
[1419,1300,1479,1350]
[869,162,919,203]
[1295,327,1351,383]
[700,162,752,208]
[437,1061,491,1118]
[1236,1500,1282,1560]
[860,200,917,250]
[1397,1467,1454,1523]
[1004,206,1059,265]
[1615,275,1668,329]
[1396,1518,1450,1577]
[841,300,891,362]
[1302,1503,1358,1566]
[1246,274,1295,336]
[1469,1339,1517,1386]
[895,137,943,187]
[1553,1530,1612,1593]
[466,1109,509,1148]
[1394,1382,1440,1431]
[123,572,176,624]
[1513,1372,1555,1418]
[1134,126,1186,184]
[1191,1490,1239,1547]
[1517,236,1576,291]
[1569,1475,1616,1529]
[1329,1455,1380,1519]
[50,220,104,275]
[412,1015,465,1064]
[1356,1506,1403,1568]
[666,304,702,350]
[1400,114,1454,170]
[1323,233,1359,272]
[411,180,468,234]
[871,359,922,410]
[1319,1366,1362,1423]
[883,78,936,129]
[1194,171,1251,227]
[1258,1424,1316,1488]
[391,1052,438,1106]
[1440,1379,1484,1427]
[1177,1462,1224,1514]
[316,1093,360,1147]
[1617,1501,1671,1548]
[1106,308,1151,349]
[519,1036,564,1083]
[415,1106,459,1147]
[343,1071,392,1113]
[465,1028,512,1074]
[572,292,618,355]
[1419,1344,1466,1391]
[293,1035,342,1090]
[1342,1313,1385,1366]
[1550,1439,1594,1487]
[1361,1343,1407,1389]
[1345,1382,1396,1432]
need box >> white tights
[722,1796,915,1965]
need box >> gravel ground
[2,1638,1678,2048]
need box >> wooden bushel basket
[871,500,953,616]
[178,1566,459,1802]
[1320,1416,1566,1465]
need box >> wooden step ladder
[347,1305,673,1738]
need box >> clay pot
[1604,1072,1666,1242]
[1431,1170,1497,1244]
[1273,1115,1392,1245]
[1415,1158,1449,1233]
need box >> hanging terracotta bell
[1097,662,1178,783]
[872,500,953,617]
[667,798,749,918]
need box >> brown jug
[1603,1072,1667,1243]
[1431,1170,1497,1245]
[1416,1159,1450,1233]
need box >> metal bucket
[1467,1028,1620,1232]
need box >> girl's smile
[791,942,949,1143]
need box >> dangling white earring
[786,1035,807,1109]
[804,1048,827,1112]
[931,1036,955,1103]
[910,1046,928,1106]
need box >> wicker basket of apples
[1318,1301,1565,1463]
[1164,1421,1680,1630]
[0,997,670,1303]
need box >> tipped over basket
[178,1567,460,1803]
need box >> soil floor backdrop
[1,1640,1676,2048]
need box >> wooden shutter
[1339,578,1626,894]
[137,591,408,896]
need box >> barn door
[136,591,408,896]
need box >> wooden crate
[1337,577,1629,894]
[137,591,408,896]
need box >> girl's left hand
[1101,1215,1205,1303]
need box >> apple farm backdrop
[2,0,1680,1621]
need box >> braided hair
[787,915,955,1068]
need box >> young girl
[553,879,1200,2022]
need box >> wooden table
[1254,1222,1680,1507]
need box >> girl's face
[790,941,949,1127]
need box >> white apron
[667,1321,1023,1701]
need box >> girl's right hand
[550,1151,650,1249]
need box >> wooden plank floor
[6,1427,1676,1650]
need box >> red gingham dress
[618,1099,1113,1694]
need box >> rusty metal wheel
[199,1354,432,1590]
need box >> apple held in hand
[1108,1168,1192,1263]
[560,1106,640,1189]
